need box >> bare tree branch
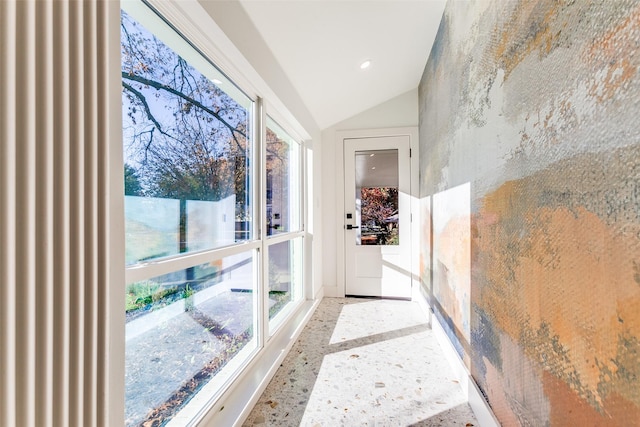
[123,81,186,158]
[122,72,247,140]
[123,81,164,132]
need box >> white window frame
[119,1,311,425]
[263,115,306,334]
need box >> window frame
[262,115,306,334]
[265,116,303,237]
[121,0,258,269]
[119,1,310,424]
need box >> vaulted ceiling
[202,0,446,130]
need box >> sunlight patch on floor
[329,298,428,344]
[243,298,477,426]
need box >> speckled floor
[243,297,478,427]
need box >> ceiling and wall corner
[236,0,445,130]
[199,0,446,131]
[328,89,419,131]
[197,0,320,137]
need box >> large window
[121,4,260,425]
[265,118,303,326]
[122,7,253,264]
[121,2,308,424]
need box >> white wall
[321,89,419,296]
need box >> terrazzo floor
[243,297,478,426]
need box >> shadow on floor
[409,403,478,426]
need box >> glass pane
[266,118,300,236]
[125,253,257,426]
[125,196,180,264]
[268,238,303,320]
[121,10,253,266]
[355,150,399,246]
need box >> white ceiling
[237,0,446,129]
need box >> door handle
[346,224,360,230]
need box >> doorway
[343,135,412,298]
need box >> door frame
[334,127,420,299]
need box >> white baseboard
[322,285,342,298]
[430,314,501,427]
[412,287,432,325]
[467,370,501,427]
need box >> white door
[344,136,412,298]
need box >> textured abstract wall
[419,1,640,425]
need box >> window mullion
[258,98,270,346]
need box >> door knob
[346,224,360,230]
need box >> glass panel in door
[354,149,399,246]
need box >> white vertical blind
[0,1,124,426]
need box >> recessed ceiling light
[369,153,375,157]
[360,60,371,70]
[212,78,223,85]
[371,166,376,170]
